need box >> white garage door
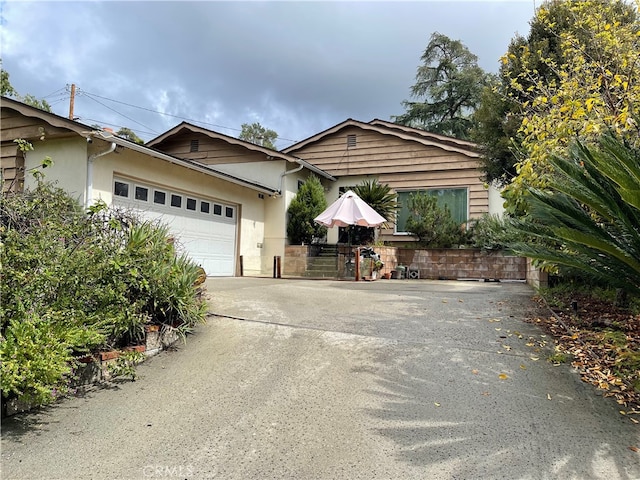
[112,178,236,276]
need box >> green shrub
[469,213,521,251]
[404,192,466,248]
[286,174,327,244]
[1,180,206,406]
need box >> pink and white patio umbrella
[314,190,386,228]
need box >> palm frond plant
[353,179,398,244]
[510,133,640,301]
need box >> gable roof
[0,97,282,194]
[367,118,479,151]
[147,121,335,181]
[1,95,95,137]
[282,118,481,158]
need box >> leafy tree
[0,60,51,112]
[404,192,466,248]
[510,133,640,300]
[483,0,640,212]
[393,32,491,139]
[239,122,278,149]
[286,175,327,244]
[21,94,51,112]
[471,81,522,185]
[117,127,144,144]
[1,59,16,97]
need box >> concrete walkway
[2,278,638,479]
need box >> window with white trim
[114,181,129,198]
[113,178,237,220]
[170,194,182,208]
[154,190,166,205]
[135,186,149,202]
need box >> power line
[81,89,241,133]
[80,117,158,138]
[78,89,300,144]
[81,93,158,134]
[42,86,67,99]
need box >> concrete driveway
[2,278,638,479]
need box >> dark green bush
[0,181,206,406]
[286,174,327,244]
[468,213,522,251]
[404,192,467,248]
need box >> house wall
[152,132,285,191]
[288,126,489,244]
[18,134,272,276]
[1,142,23,192]
[1,106,84,193]
[24,136,88,203]
[88,142,268,275]
[488,183,505,217]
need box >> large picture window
[395,188,468,233]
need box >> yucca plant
[510,133,640,299]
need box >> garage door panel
[112,178,237,277]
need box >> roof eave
[92,131,279,195]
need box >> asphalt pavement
[1,277,638,480]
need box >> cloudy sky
[1,1,536,149]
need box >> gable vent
[190,139,199,152]
[346,134,357,148]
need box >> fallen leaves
[529,292,640,421]
[498,373,509,380]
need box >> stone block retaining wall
[285,245,539,284]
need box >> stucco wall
[24,136,88,203]
[91,145,267,274]
[488,183,505,217]
[206,160,283,192]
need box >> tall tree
[116,127,144,144]
[474,0,640,210]
[393,32,491,139]
[239,122,278,149]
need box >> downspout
[86,139,116,208]
[278,163,304,196]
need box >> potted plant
[372,259,384,279]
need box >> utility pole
[68,83,76,120]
